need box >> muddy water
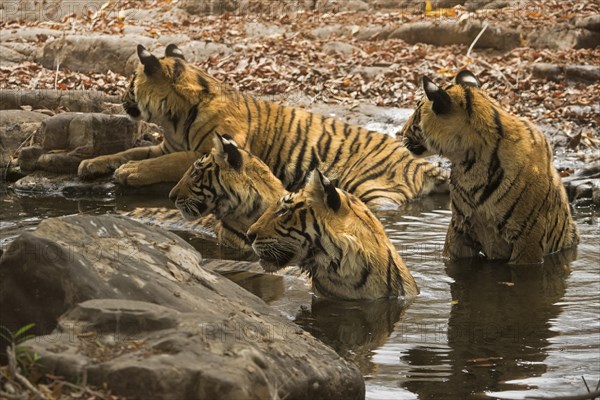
[0,190,598,399]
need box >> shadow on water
[295,298,411,375]
[400,249,576,400]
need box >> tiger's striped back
[124,44,447,210]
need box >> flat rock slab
[41,34,154,75]
[0,215,364,399]
[12,171,117,197]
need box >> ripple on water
[1,192,598,399]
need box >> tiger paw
[114,161,147,186]
[78,156,120,179]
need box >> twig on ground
[466,22,489,59]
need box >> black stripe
[497,185,527,233]
[464,87,473,118]
[461,149,476,173]
[477,141,504,205]
[243,96,252,146]
[493,107,505,138]
[193,125,217,151]
[262,103,283,163]
[196,74,210,95]
[173,59,184,83]
[183,105,199,150]
[313,277,353,301]
[221,221,251,245]
[353,264,371,289]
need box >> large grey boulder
[0,215,364,400]
[0,110,49,180]
[388,20,520,50]
[0,0,107,22]
[41,34,154,75]
[17,112,139,173]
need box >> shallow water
[0,190,598,399]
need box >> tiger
[246,169,419,300]
[397,69,579,264]
[78,43,447,210]
[169,133,286,250]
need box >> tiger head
[399,70,496,160]
[122,44,222,126]
[169,134,285,222]
[247,169,386,273]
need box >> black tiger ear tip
[314,170,341,212]
[218,134,242,170]
[137,45,161,74]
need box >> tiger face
[399,70,494,160]
[122,44,221,129]
[247,170,342,272]
[169,134,284,222]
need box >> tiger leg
[443,220,481,260]
[507,230,546,265]
[114,151,200,186]
[78,145,164,179]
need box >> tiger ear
[422,76,452,114]
[165,44,185,60]
[309,169,341,212]
[213,133,243,170]
[455,69,480,88]
[137,45,161,75]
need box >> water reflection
[401,249,575,399]
[295,298,410,374]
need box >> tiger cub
[78,44,446,210]
[398,69,578,264]
[169,133,285,250]
[247,170,419,300]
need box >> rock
[351,66,389,80]
[531,63,564,80]
[322,41,361,56]
[308,25,352,40]
[565,65,600,82]
[0,27,64,43]
[529,27,600,50]
[0,89,122,113]
[563,164,600,207]
[0,45,28,66]
[245,22,286,38]
[0,0,107,22]
[17,113,139,174]
[354,26,393,41]
[124,40,231,75]
[464,0,516,10]
[0,110,49,178]
[575,14,600,32]
[388,20,520,50]
[347,0,369,11]
[0,215,364,399]
[178,0,242,15]
[119,7,191,23]
[41,34,154,75]
[12,171,117,196]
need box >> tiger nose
[247,230,257,244]
[168,187,179,203]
